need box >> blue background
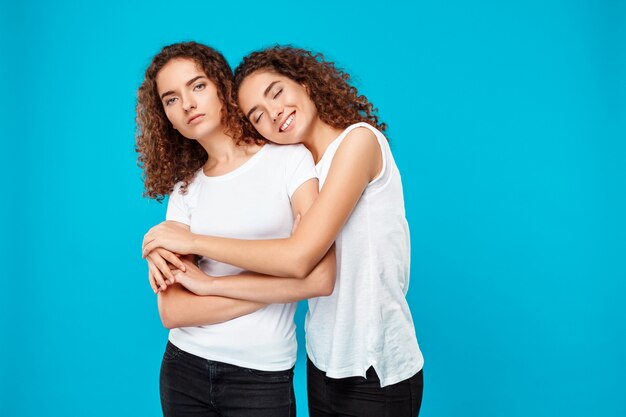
[1,1,625,416]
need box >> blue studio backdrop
[1,1,624,416]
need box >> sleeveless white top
[305,123,424,386]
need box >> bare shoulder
[334,126,382,180]
[344,126,378,144]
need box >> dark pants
[307,357,423,417]
[160,342,296,417]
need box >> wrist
[204,275,219,296]
[188,233,200,255]
[190,269,216,296]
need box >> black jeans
[307,357,423,417]
[160,342,296,417]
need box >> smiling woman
[135,42,335,417]
[242,77,317,140]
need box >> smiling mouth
[279,112,295,132]
[187,114,205,124]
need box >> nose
[181,93,196,112]
[271,108,284,123]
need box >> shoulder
[333,124,383,180]
[337,124,381,160]
[343,123,382,145]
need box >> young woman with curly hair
[143,46,424,416]
[136,42,336,417]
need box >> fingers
[142,232,149,253]
[148,253,169,283]
[172,271,185,285]
[142,226,160,257]
[158,248,186,272]
[142,240,157,258]
[147,259,167,293]
[142,227,157,255]
[149,251,176,282]
[172,273,193,293]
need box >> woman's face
[238,70,318,145]
[156,58,223,140]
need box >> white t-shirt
[305,123,424,387]
[166,143,317,371]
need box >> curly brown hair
[233,46,386,137]
[136,42,261,201]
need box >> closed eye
[273,89,282,99]
[255,112,264,123]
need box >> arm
[174,244,336,303]
[174,173,336,302]
[144,128,382,278]
[157,283,266,329]
[155,253,266,328]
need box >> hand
[143,221,194,257]
[146,248,187,294]
[172,259,214,296]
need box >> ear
[301,82,311,95]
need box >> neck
[196,129,241,164]
[301,118,344,163]
[196,128,261,176]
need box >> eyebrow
[160,75,207,100]
[245,81,280,119]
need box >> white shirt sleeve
[285,144,318,198]
[165,182,191,225]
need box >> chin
[194,124,219,139]
[270,136,296,145]
[275,130,302,145]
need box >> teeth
[280,113,294,131]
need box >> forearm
[191,229,328,278]
[157,284,265,329]
[206,245,336,303]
